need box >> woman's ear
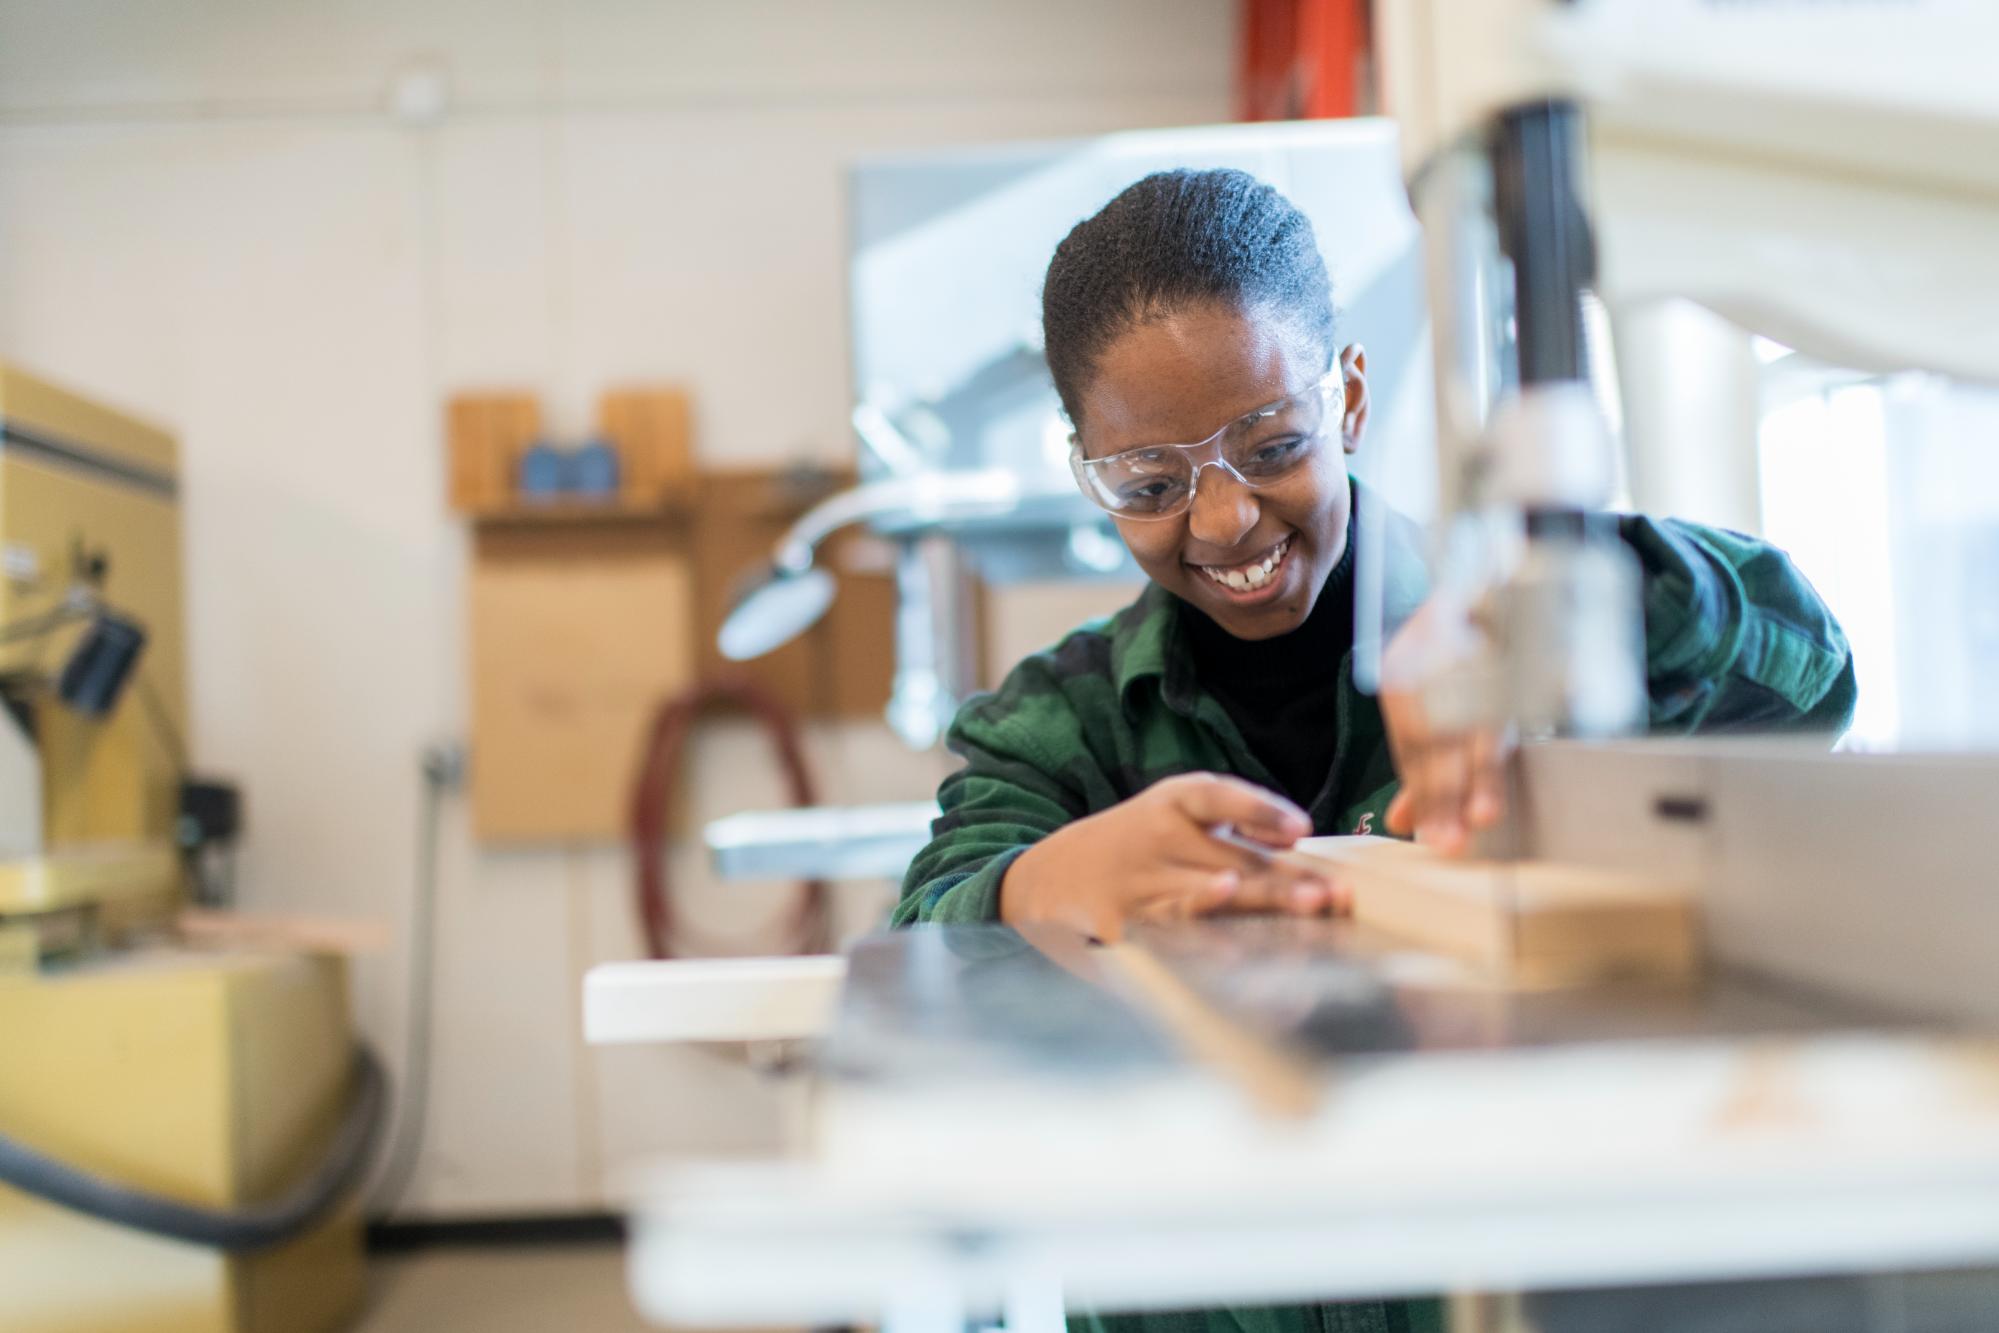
[1340,343,1370,455]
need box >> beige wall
[0,0,1217,1215]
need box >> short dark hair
[1041,168,1336,430]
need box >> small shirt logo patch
[1353,812,1374,836]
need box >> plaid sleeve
[1622,516,1857,734]
[892,663,1094,926]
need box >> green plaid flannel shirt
[898,507,1854,929]
[892,499,1854,1333]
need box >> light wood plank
[1292,836,1700,987]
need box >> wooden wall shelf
[468,501,694,528]
[447,379,904,843]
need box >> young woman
[899,167,1852,939]
[893,169,1855,1331]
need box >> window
[1758,354,1999,749]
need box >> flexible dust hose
[368,742,457,1220]
[0,1043,387,1251]
[630,674,829,958]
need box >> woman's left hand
[1377,595,1511,856]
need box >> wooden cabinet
[450,390,902,842]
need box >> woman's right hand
[999,772,1343,942]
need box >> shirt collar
[1108,580,1186,715]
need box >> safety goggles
[1068,370,1344,520]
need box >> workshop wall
[0,0,1215,1216]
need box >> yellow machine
[0,363,366,1333]
[0,361,186,956]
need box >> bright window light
[1759,371,1999,750]
[1758,383,1899,748]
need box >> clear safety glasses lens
[1070,377,1341,520]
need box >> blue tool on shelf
[570,438,621,499]
[518,440,568,503]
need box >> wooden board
[1292,836,1700,988]
[689,467,898,720]
[178,909,391,956]
[598,386,697,507]
[818,528,903,716]
[460,456,908,843]
[468,523,694,842]
[1099,938,1321,1117]
[447,391,540,512]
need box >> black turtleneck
[1178,527,1356,810]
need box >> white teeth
[1201,538,1288,592]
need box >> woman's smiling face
[1075,301,1368,640]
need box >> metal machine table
[612,920,1999,1332]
